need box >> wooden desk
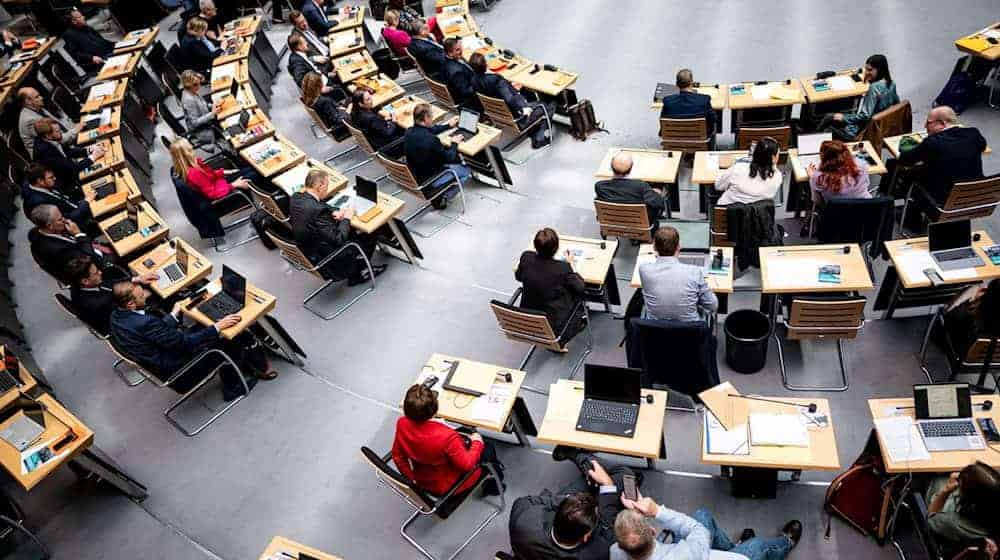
[517,66,578,97]
[78,137,126,183]
[439,122,502,157]
[240,135,306,178]
[327,5,365,32]
[459,38,533,82]
[332,50,378,83]
[0,394,93,491]
[81,78,128,113]
[438,13,479,37]
[630,246,734,294]
[328,27,365,58]
[691,150,746,185]
[96,51,141,82]
[594,148,681,185]
[272,159,348,198]
[955,22,1000,61]
[0,62,30,89]
[518,235,618,286]
[870,395,1000,473]
[650,84,728,111]
[383,95,447,129]
[414,353,526,434]
[798,69,867,104]
[351,73,405,108]
[537,380,666,466]
[760,244,873,294]
[211,81,257,120]
[112,26,159,54]
[883,131,992,159]
[221,109,274,150]
[728,80,805,110]
[5,37,56,63]
[884,231,1000,289]
[0,346,39,411]
[222,15,261,39]
[76,106,121,146]
[260,536,342,560]
[213,39,252,66]
[181,278,276,340]
[788,140,887,183]
[350,192,405,234]
[128,239,213,299]
[82,168,142,218]
[98,202,170,257]
[211,60,250,92]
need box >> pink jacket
[382,26,411,57]
[186,159,233,201]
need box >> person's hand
[321,85,334,95]
[378,109,390,120]
[586,459,614,487]
[468,432,483,443]
[232,177,250,189]
[2,30,15,43]
[622,492,659,518]
[314,55,328,64]
[564,249,575,265]
[340,206,356,220]
[64,220,81,236]
[92,55,104,65]
[89,145,106,160]
[134,273,159,285]
[806,163,817,177]
[212,103,222,115]
[943,472,960,493]
[214,314,241,331]
[448,116,460,127]
[833,113,844,122]
[171,301,185,316]
[984,537,998,559]
[450,133,466,143]
[512,81,523,91]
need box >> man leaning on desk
[659,68,715,137]
[594,152,666,231]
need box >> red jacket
[186,159,233,201]
[391,417,483,496]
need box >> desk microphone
[727,394,817,414]
[775,245,850,256]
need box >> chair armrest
[212,188,256,211]
[556,299,588,339]
[507,287,522,306]
[283,241,365,274]
[420,167,462,190]
[163,348,249,397]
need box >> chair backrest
[861,100,912,152]
[489,300,562,351]
[710,206,733,247]
[302,101,330,133]
[171,171,225,239]
[344,119,377,155]
[146,40,172,78]
[132,67,167,107]
[938,174,1000,221]
[47,49,84,91]
[787,298,866,340]
[426,76,456,110]
[160,65,183,99]
[166,44,186,73]
[248,183,288,223]
[253,29,279,76]
[658,117,710,152]
[158,101,187,136]
[964,337,1000,367]
[817,196,893,256]
[249,79,271,115]
[629,318,719,397]
[478,92,518,130]
[51,86,81,123]
[404,47,427,77]
[123,95,156,148]
[265,231,326,280]
[737,125,792,150]
[53,292,109,338]
[594,200,653,243]
[376,153,423,194]
[360,446,436,512]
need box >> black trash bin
[724,309,771,374]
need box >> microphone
[727,394,817,414]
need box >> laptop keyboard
[0,370,20,393]
[581,400,637,426]
[937,248,977,262]
[162,264,184,282]
[94,183,117,200]
[198,292,243,321]
[106,219,137,241]
[920,420,977,438]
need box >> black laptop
[576,364,642,437]
[197,265,246,321]
[449,108,480,142]
[106,200,139,241]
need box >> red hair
[814,140,860,193]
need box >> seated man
[64,255,157,334]
[659,68,716,135]
[28,204,118,284]
[288,9,329,58]
[392,384,503,497]
[301,0,334,37]
[407,21,446,80]
[403,103,471,210]
[638,226,717,323]
[469,52,551,149]
[595,152,666,229]
[289,169,386,284]
[17,87,78,156]
[510,448,639,560]
[898,105,987,207]
[287,33,344,101]
[515,228,586,345]
[32,118,104,196]
[20,164,92,226]
[61,9,114,74]
[441,37,480,111]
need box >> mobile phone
[622,473,638,501]
[979,418,1000,442]
[421,375,438,389]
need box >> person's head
[614,509,656,560]
[925,106,958,135]
[67,9,86,28]
[815,140,860,193]
[288,32,306,53]
[301,72,324,106]
[17,87,43,111]
[533,227,559,259]
[65,256,102,289]
[384,9,400,28]
[653,226,680,257]
[413,103,434,127]
[169,137,199,179]
[443,37,461,59]
[289,10,307,31]
[611,152,634,176]
[676,68,694,90]
[29,204,66,234]
[186,17,209,39]
[351,88,373,113]
[864,54,891,85]
[402,384,438,422]
[977,279,1000,336]
[956,461,1000,527]
[180,70,203,92]
[469,52,487,75]
[26,164,56,190]
[112,281,149,311]
[34,118,61,142]
[199,0,216,17]
[553,493,598,546]
[415,20,431,38]
[304,169,330,198]
[748,137,779,181]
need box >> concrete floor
[5,0,1000,558]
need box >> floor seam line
[132,499,229,560]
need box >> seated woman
[349,88,405,156]
[391,384,503,496]
[515,228,586,345]
[301,72,349,135]
[926,461,1000,549]
[381,9,411,57]
[807,139,872,208]
[169,138,256,203]
[389,0,442,42]
[938,279,1000,360]
[818,54,899,141]
[715,137,782,206]
[179,70,219,152]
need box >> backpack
[824,429,902,544]
[568,99,605,140]
[934,71,978,114]
[371,47,401,80]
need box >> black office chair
[39,49,87,98]
[51,86,81,123]
[919,307,1000,389]
[814,196,894,269]
[625,316,720,411]
[0,489,49,560]
[170,171,258,252]
[131,67,168,108]
[252,29,280,78]
[122,95,156,148]
[146,40,174,79]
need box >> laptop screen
[175,243,189,275]
[929,220,971,252]
[221,265,246,303]
[584,364,641,405]
[914,383,972,420]
[238,109,251,129]
[355,176,378,203]
[229,76,240,99]
[458,109,479,133]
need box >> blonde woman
[179,17,221,75]
[301,72,349,131]
[179,70,218,149]
[169,138,249,201]
[382,9,411,56]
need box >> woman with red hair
[806,140,872,207]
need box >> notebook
[748,413,808,447]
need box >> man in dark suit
[659,68,716,136]
[469,52,551,149]
[349,89,404,155]
[21,164,92,226]
[179,17,222,75]
[899,105,988,205]
[62,9,114,74]
[408,22,446,80]
[403,103,471,209]
[64,255,158,335]
[594,152,667,230]
[289,9,329,58]
[28,204,119,283]
[32,119,102,196]
[289,169,385,284]
[441,37,480,111]
[514,228,586,344]
[287,32,334,89]
[301,0,334,37]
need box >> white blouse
[714,161,783,205]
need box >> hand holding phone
[622,473,638,501]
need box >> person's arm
[312,211,352,249]
[443,431,484,473]
[564,268,587,297]
[843,86,878,126]
[290,57,308,87]
[514,252,526,282]
[897,134,930,168]
[928,474,959,515]
[703,96,716,133]
[697,273,718,313]
[641,184,666,215]
[976,130,988,155]
[652,506,711,555]
[390,431,416,481]
[143,315,219,354]
[714,166,734,192]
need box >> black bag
[250,210,278,250]
[934,71,978,114]
[371,47,401,80]
[568,99,603,140]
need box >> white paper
[828,75,855,91]
[749,413,809,447]
[104,54,130,68]
[704,413,750,455]
[99,108,112,125]
[750,84,772,100]
[874,416,930,463]
[332,33,358,49]
[706,154,719,172]
[984,30,1000,40]
[471,385,512,424]
[630,155,671,178]
[439,15,464,28]
[114,38,139,49]
[415,369,446,392]
[764,257,825,288]
[88,81,116,99]
[461,36,485,51]
[276,165,308,194]
[213,63,236,80]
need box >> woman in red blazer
[392,384,503,496]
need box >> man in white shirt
[289,9,329,58]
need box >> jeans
[423,163,471,202]
[692,509,792,560]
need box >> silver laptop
[796,132,832,169]
[328,176,378,215]
[156,243,189,290]
[0,414,44,452]
[929,220,984,271]
[913,382,984,452]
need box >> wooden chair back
[594,200,653,243]
[859,100,911,152]
[658,117,710,152]
[787,298,866,340]
[265,231,326,281]
[247,183,288,222]
[375,153,425,198]
[344,119,377,155]
[710,206,733,247]
[937,174,1000,222]
[478,92,518,130]
[965,338,1000,366]
[404,47,426,77]
[489,301,562,351]
[737,125,792,150]
[302,100,330,133]
[426,76,456,110]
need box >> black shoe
[782,520,802,547]
[531,136,551,149]
[737,528,756,544]
[348,264,387,286]
[431,197,449,210]
[551,445,581,462]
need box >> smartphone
[622,473,638,501]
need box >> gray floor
[6,1,1000,559]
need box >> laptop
[913,382,985,452]
[0,396,46,453]
[91,175,117,200]
[653,82,679,103]
[106,200,139,241]
[197,265,247,321]
[329,176,378,216]
[450,109,480,142]
[929,220,984,271]
[156,243,189,290]
[576,364,642,437]
[795,132,832,169]
[224,110,251,136]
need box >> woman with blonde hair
[169,137,250,201]
[179,70,218,150]
[382,9,411,56]
[301,72,349,132]
[179,17,221,75]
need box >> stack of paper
[750,84,772,100]
[88,81,116,100]
[874,416,930,462]
[471,385,512,424]
[213,64,236,80]
[828,75,855,91]
[765,257,825,288]
[104,54,130,68]
[769,87,800,101]
[704,413,749,455]
[332,33,358,49]
[749,413,809,447]
[706,154,720,172]
[461,36,485,51]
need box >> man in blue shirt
[659,69,715,135]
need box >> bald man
[595,152,667,231]
[899,105,987,206]
[17,87,78,155]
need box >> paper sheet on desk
[895,249,979,282]
[874,416,930,463]
[88,81,116,99]
[984,29,1000,40]
[213,64,236,80]
[750,85,771,100]
[630,155,671,178]
[749,413,808,447]
[706,154,719,172]
[544,383,582,423]
[104,54,130,68]
[764,258,824,288]
[828,75,855,91]
[332,34,358,49]
[471,386,511,424]
[704,413,749,455]
[461,36,485,51]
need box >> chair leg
[567,316,594,381]
[405,181,467,238]
[302,274,375,321]
[778,329,850,392]
[918,313,938,383]
[113,358,146,387]
[163,362,249,437]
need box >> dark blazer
[660,90,716,133]
[442,57,479,110]
[408,37,446,79]
[33,140,92,193]
[109,308,218,378]
[301,0,333,36]
[289,191,351,269]
[403,123,459,184]
[288,50,329,88]
[179,35,221,74]
[62,25,114,73]
[20,183,91,224]
[515,251,586,333]
[28,228,104,283]
[898,126,987,203]
[312,96,348,130]
[509,489,620,560]
[351,107,403,150]
[70,285,114,335]
[473,72,528,114]
[594,177,666,226]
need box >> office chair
[170,170,259,252]
[813,196,893,277]
[0,489,49,560]
[337,120,395,180]
[775,296,866,392]
[594,200,657,244]
[658,117,712,153]
[919,307,1000,389]
[375,154,467,238]
[477,92,552,161]
[626,317,720,411]
[900,174,1000,237]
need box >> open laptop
[224,110,251,137]
[795,132,832,169]
[197,265,246,321]
[913,382,985,452]
[91,175,117,200]
[106,200,139,241]
[156,243,189,290]
[450,109,480,142]
[929,220,984,271]
[653,82,679,103]
[329,176,378,216]
[576,364,642,437]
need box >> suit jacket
[28,228,104,282]
[181,89,217,146]
[442,57,479,110]
[20,183,91,224]
[288,50,329,88]
[70,285,114,335]
[351,107,403,150]
[391,417,484,496]
[179,35,221,75]
[594,177,666,225]
[109,309,218,378]
[33,139,91,192]
[408,37,446,79]
[62,25,114,72]
[473,72,528,114]
[509,489,621,560]
[299,27,329,58]
[289,191,351,266]
[301,0,333,36]
[659,90,715,134]
[404,123,459,184]
[313,96,348,131]
[898,126,987,203]
[19,106,76,156]
[515,251,586,333]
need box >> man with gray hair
[27,204,117,283]
[17,87,78,155]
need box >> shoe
[256,369,278,380]
[531,136,551,149]
[782,520,802,547]
[347,263,387,286]
[431,197,449,210]
[551,445,581,462]
[378,236,403,251]
[737,528,756,544]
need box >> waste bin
[724,309,771,374]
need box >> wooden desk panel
[260,536,342,560]
[239,134,306,178]
[788,140,887,183]
[211,60,250,92]
[222,15,261,39]
[328,5,365,32]
[332,50,378,83]
[517,67,578,97]
[79,137,126,183]
[350,192,404,234]
[760,244,873,294]
[82,168,142,218]
[221,109,275,150]
[630,245,734,294]
[383,95,447,129]
[96,51,141,82]
[438,123,502,156]
[81,79,128,113]
[0,394,93,491]
[112,26,159,54]
[181,279,276,340]
[213,39,252,66]
[128,238,213,299]
[798,69,867,104]
[76,106,121,146]
[328,27,365,58]
[728,81,805,110]
[691,151,746,185]
[517,235,618,286]
[6,37,56,62]
[955,22,1000,61]
[98,202,170,257]
[884,231,1000,289]
[412,353,525,433]
[351,73,405,108]
[594,148,681,184]
[437,13,479,37]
